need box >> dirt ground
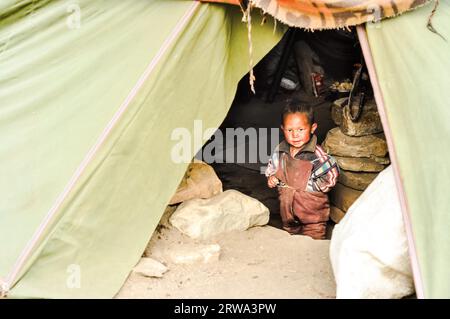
[116,224,336,299]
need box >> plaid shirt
[265,135,339,193]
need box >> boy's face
[281,112,317,149]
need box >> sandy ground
[116,223,336,299]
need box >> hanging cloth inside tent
[201,0,431,30]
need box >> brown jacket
[272,137,336,239]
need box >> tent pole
[356,25,425,299]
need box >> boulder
[133,258,168,278]
[340,99,383,137]
[338,170,378,191]
[330,166,414,298]
[335,156,386,173]
[330,206,346,224]
[167,244,221,264]
[169,160,222,205]
[169,190,270,240]
[329,183,363,212]
[322,127,388,158]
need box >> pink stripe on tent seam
[356,25,425,299]
[4,1,201,293]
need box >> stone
[322,127,388,158]
[167,244,221,264]
[330,166,414,298]
[329,183,363,212]
[331,98,347,126]
[133,258,168,278]
[169,190,270,240]
[330,206,346,224]
[169,160,222,205]
[335,156,386,173]
[340,99,383,137]
[372,155,390,165]
[338,170,379,191]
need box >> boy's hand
[267,175,279,188]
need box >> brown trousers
[275,153,330,240]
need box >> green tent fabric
[0,0,284,298]
[366,1,450,298]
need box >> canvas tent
[0,0,284,298]
[1,0,449,299]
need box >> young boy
[266,101,339,240]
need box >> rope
[276,181,295,189]
[345,62,366,122]
[427,0,446,41]
[245,1,256,94]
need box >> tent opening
[199,27,388,237]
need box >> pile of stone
[322,97,390,223]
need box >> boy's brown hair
[281,99,315,126]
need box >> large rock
[133,258,168,278]
[169,160,222,205]
[330,166,414,298]
[335,156,386,173]
[167,244,221,264]
[340,99,383,137]
[329,183,362,212]
[338,170,378,191]
[322,127,388,158]
[169,190,270,240]
[330,206,346,224]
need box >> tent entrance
[199,27,388,236]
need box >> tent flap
[366,1,450,298]
[1,0,284,298]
